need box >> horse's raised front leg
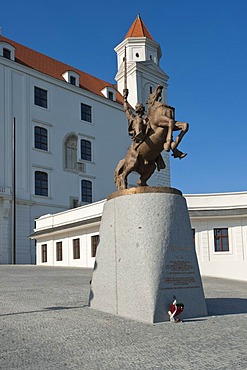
[163,119,175,152]
[171,122,189,150]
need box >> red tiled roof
[124,15,153,40]
[0,36,123,104]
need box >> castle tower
[114,14,169,109]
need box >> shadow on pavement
[206,298,247,316]
[0,305,88,317]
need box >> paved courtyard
[0,265,246,370]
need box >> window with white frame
[34,126,48,151]
[81,179,92,203]
[91,235,100,257]
[81,103,92,123]
[80,139,92,161]
[73,239,80,259]
[34,86,48,108]
[35,171,48,196]
[56,242,63,261]
[41,244,47,262]
[214,228,229,252]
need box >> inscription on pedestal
[160,256,200,290]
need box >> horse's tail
[114,158,125,185]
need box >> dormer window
[3,48,11,59]
[62,71,79,87]
[0,41,15,61]
[101,87,116,102]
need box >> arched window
[81,180,92,203]
[64,134,77,170]
[81,139,91,161]
[35,171,48,196]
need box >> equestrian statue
[114,85,189,190]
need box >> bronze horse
[114,101,188,190]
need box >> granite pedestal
[89,187,208,323]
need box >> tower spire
[124,15,153,40]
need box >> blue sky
[1,0,247,194]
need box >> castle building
[0,16,170,264]
[31,17,247,282]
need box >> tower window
[150,86,153,94]
[135,53,139,58]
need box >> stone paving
[0,265,246,370]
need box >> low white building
[33,191,247,282]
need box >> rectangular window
[41,244,47,262]
[91,235,100,257]
[3,48,11,59]
[214,228,229,252]
[34,126,48,151]
[70,76,76,85]
[81,103,92,122]
[81,180,92,203]
[73,238,80,259]
[81,139,92,161]
[34,86,48,108]
[108,91,114,101]
[56,242,63,261]
[35,171,48,196]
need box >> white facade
[33,192,247,282]
[0,50,127,263]
[0,18,172,264]
[186,192,247,281]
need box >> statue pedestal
[89,187,208,323]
